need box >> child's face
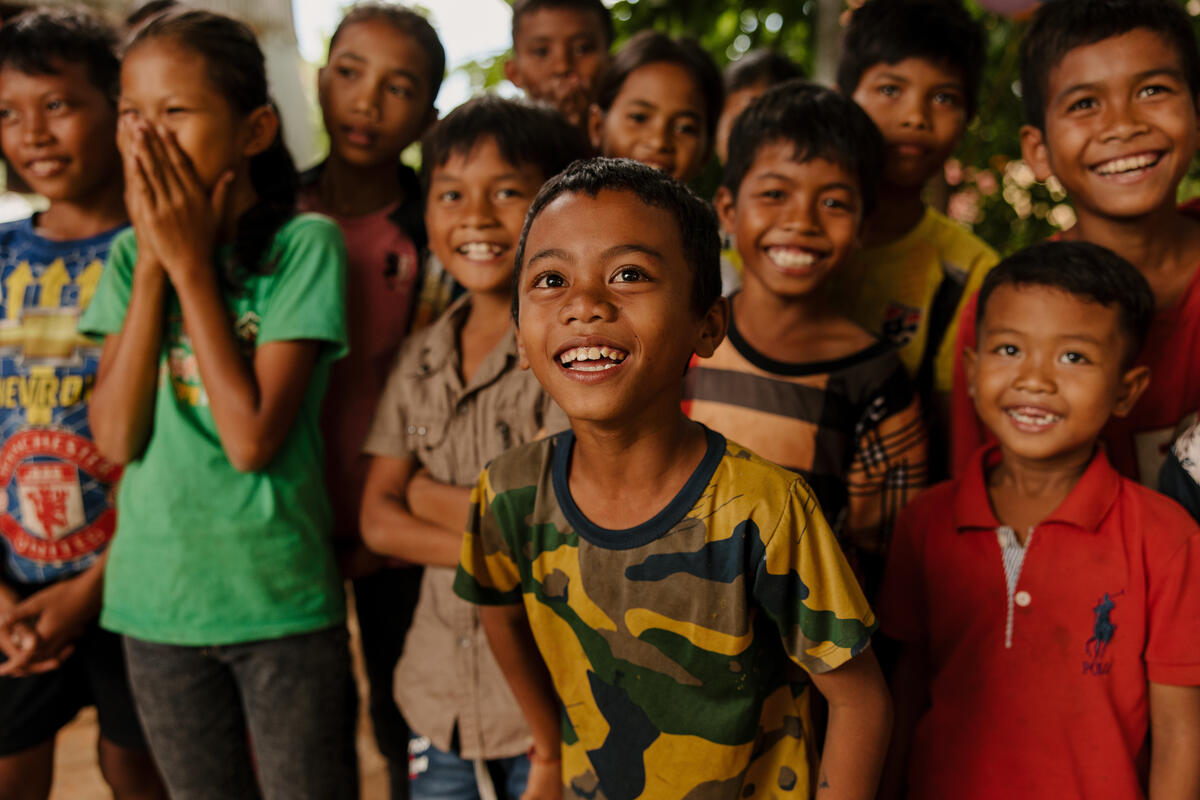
[318,20,436,168]
[589,61,709,183]
[425,137,545,296]
[505,7,609,128]
[0,59,120,204]
[516,188,724,425]
[1021,28,1199,224]
[715,81,766,166]
[715,143,861,301]
[851,57,967,190]
[966,284,1149,469]
[119,40,258,191]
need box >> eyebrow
[526,243,666,268]
[1054,67,1185,104]
[431,171,527,183]
[750,172,857,192]
[334,51,421,82]
[983,326,1105,346]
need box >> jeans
[408,734,530,800]
[123,626,357,800]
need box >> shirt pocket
[404,413,454,479]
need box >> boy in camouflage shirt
[454,159,892,800]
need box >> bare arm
[877,641,929,800]
[481,604,562,800]
[407,467,474,533]
[360,456,466,567]
[809,648,893,800]
[1149,682,1200,800]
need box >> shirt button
[1015,590,1032,607]
[417,426,427,436]
[406,425,416,434]
[457,636,471,648]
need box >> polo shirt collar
[953,444,1121,534]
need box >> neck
[569,407,704,499]
[991,443,1094,500]
[733,278,837,347]
[463,289,514,335]
[36,183,127,241]
[862,183,926,247]
[318,154,404,216]
[1067,202,1195,275]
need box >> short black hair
[593,30,724,157]
[329,3,445,108]
[722,80,885,216]
[513,157,721,321]
[836,0,985,118]
[1020,0,1200,131]
[421,94,590,196]
[725,48,804,94]
[125,0,178,30]
[0,6,120,99]
[511,0,613,49]
[976,240,1154,367]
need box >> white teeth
[1095,153,1159,175]
[26,159,66,177]
[1007,408,1063,426]
[557,346,629,365]
[458,242,504,260]
[767,248,816,268]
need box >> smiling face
[516,188,724,426]
[505,6,609,127]
[1021,28,1200,225]
[851,57,967,190]
[589,61,709,182]
[0,59,120,204]
[318,19,436,168]
[967,283,1149,470]
[425,136,546,296]
[716,143,861,301]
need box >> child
[1161,416,1200,521]
[691,81,927,599]
[81,11,354,798]
[359,95,584,800]
[880,241,1200,799]
[455,159,892,799]
[0,9,165,799]
[951,0,1200,486]
[588,30,722,184]
[504,0,612,130]
[832,0,996,444]
[303,5,447,792]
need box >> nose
[899,95,931,131]
[559,276,617,325]
[1099,96,1149,142]
[1014,352,1055,393]
[20,109,50,147]
[549,42,572,76]
[781,193,821,234]
[461,190,499,228]
[351,80,383,119]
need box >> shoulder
[897,479,959,532]
[273,212,344,245]
[482,433,559,496]
[1116,476,1200,543]
[0,217,30,245]
[714,438,822,513]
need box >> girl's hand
[119,116,163,273]
[521,758,563,800]
[126,120,233,285]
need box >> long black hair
[126,9,297,289]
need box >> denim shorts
[123,625,357,800]
[408,733,529,800]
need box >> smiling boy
[880,241,1200,799]
[454,159,891,800]
[951,0,1200,486]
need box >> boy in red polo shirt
[881,241,1200,800]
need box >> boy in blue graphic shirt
[0,9,164,799]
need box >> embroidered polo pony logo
[1083,591,1121,676]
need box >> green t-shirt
[79,214,349,645]
[455,428,877,799]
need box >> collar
[407,294,519,392]
[954,444,1121,534]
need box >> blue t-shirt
[0,217,126,585]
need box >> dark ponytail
[126,9,297,290]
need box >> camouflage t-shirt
[454,426,877,800]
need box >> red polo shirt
[881,445,1200,800]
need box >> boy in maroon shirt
[882,241,1200,800]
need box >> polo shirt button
[417,426,427,435]
[457,636,471,648]
[1015,590,1032,607]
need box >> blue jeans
[408,734,529,800]
[123,626,357,800]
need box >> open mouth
[1092,152,1162,177]
[1005,406,1063,430]
[24,158,68,178]
[558,345,629,373]
[342,126,377,148]
[765,246,823,271]
[457,242,507,262]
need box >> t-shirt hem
[1147,661,1200,686]
[100,608,346,647]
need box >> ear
[1020,124,1054,182]
[1111,364,1151,418]
[504,58,524,90]
[587,104,605,151]
[240,104,280,159]
[515,322,531,370]
[714,186,737,235]
[693,295,728,360]
[963,347,979,399]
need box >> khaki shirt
[363,294,563,759]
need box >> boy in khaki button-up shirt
[360,96,582,797]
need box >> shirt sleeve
[453,464,524,606]
[1145,525,1200,686]
[256,215,349,360]
[361,340,422,460]
[77,229,138,338]
[752,480,877,675]
[877,500,929,644]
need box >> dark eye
[45,99,65,112]
[613,266,647,283]
[0,108,13,121]
[1138,84,1172,99]
[388,83,414,99]
[437,189,461,203]
[758,188,786,201]
[336,66,358,80]
[626,111,649,124]
[532,271,565,289]
[821,196,853,212]
[1060,351,1089,365]
[878,84,900,98]
[933,91,962,108]
[1067,96,1098,113]
[572,41,598,56]
[118,107,140,120]
[496,186,523,200]
[994,343,1020,357]
[530,47,550,58]
[673,119,700,137]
